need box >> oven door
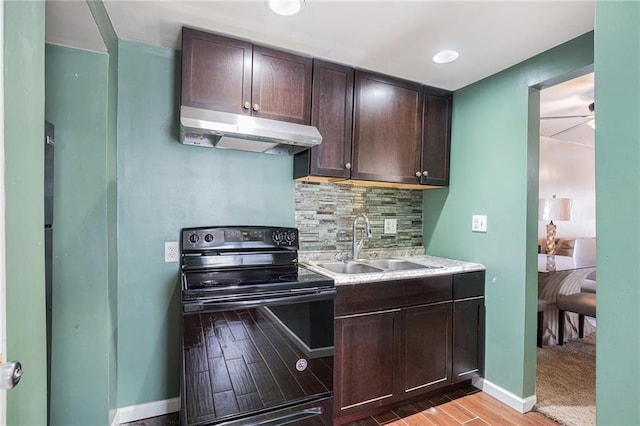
[181,290,335,426]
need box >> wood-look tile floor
[343,386,557,426]
[122,386,558,425]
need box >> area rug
[535,330,596,425]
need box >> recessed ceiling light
[432,50,459,64]
[268,0,304,16]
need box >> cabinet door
[181,28,252,114]
[421,87,452,186]
[251,45,313,124]
[452,298,484,382]
[334,309,400,415]
[303,60,354,178]
[352,71,422,184]
[402,302,452,396]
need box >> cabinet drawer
[453,271,485,300]
[336,275,452,316]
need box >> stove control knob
[272,231,283,243]
[204,234,214,243]
[189,234,200,244]
[285,231,296,243]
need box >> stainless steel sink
[363,259,441,271]
[315,259,442,275]
[317,261,383,274]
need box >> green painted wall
[116,40,295,406]
[423,33,594,398]
[85,1,120,420]
[594,1,640,424]
[45,44,111,425]
[4,1,47,424]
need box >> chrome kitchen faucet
[352,213,372,260]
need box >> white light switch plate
[472,215,488,233]
[165,241,179,262]
[384,218,397,234]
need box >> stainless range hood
[180,105,322,156]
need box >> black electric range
[179,226,335,426]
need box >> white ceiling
[45,0,595,91]
[45,0,595,145]
[46,0,106,53]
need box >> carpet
[535,329,596,426]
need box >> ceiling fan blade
[541,114,594,120]
[548,119,593,138]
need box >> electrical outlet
[384,218,397,234]
[472,215,488,233]
[165,241,179,262]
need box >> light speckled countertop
[302,255,485,285]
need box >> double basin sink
[315,258,442,275]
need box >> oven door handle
[183,289,336,313]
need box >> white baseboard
[115,398,180,424]
[109,410,120,426]
[109,381,535,425]
[472,377,536,413]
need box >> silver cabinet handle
[345,163,352,170]
[0,361,22,390]
[415,171,421,177]
[242,101,251,110]
[253,103,260,112]
[423,171,429,177]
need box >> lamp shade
[539,196,572,221]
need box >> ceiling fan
[541,102,595,137]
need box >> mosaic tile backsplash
[294,181,424,252]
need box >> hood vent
[180,106,322,156]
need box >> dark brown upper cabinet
[181,29,251,114]
[251,46,313,124]
[181,27,452,187]
[181,27,312,125]
[421,87,453,186]
[294,60,354,179]
[352,71,423,184]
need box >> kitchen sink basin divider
[316,259,442,275]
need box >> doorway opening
[535,71,596,425]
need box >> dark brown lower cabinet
[402,302,452,396]
[452,297,485,382]
[334,271,485,423]
[334,310,400,413]
[452,271,485,383]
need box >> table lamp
[539,195,572,255]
